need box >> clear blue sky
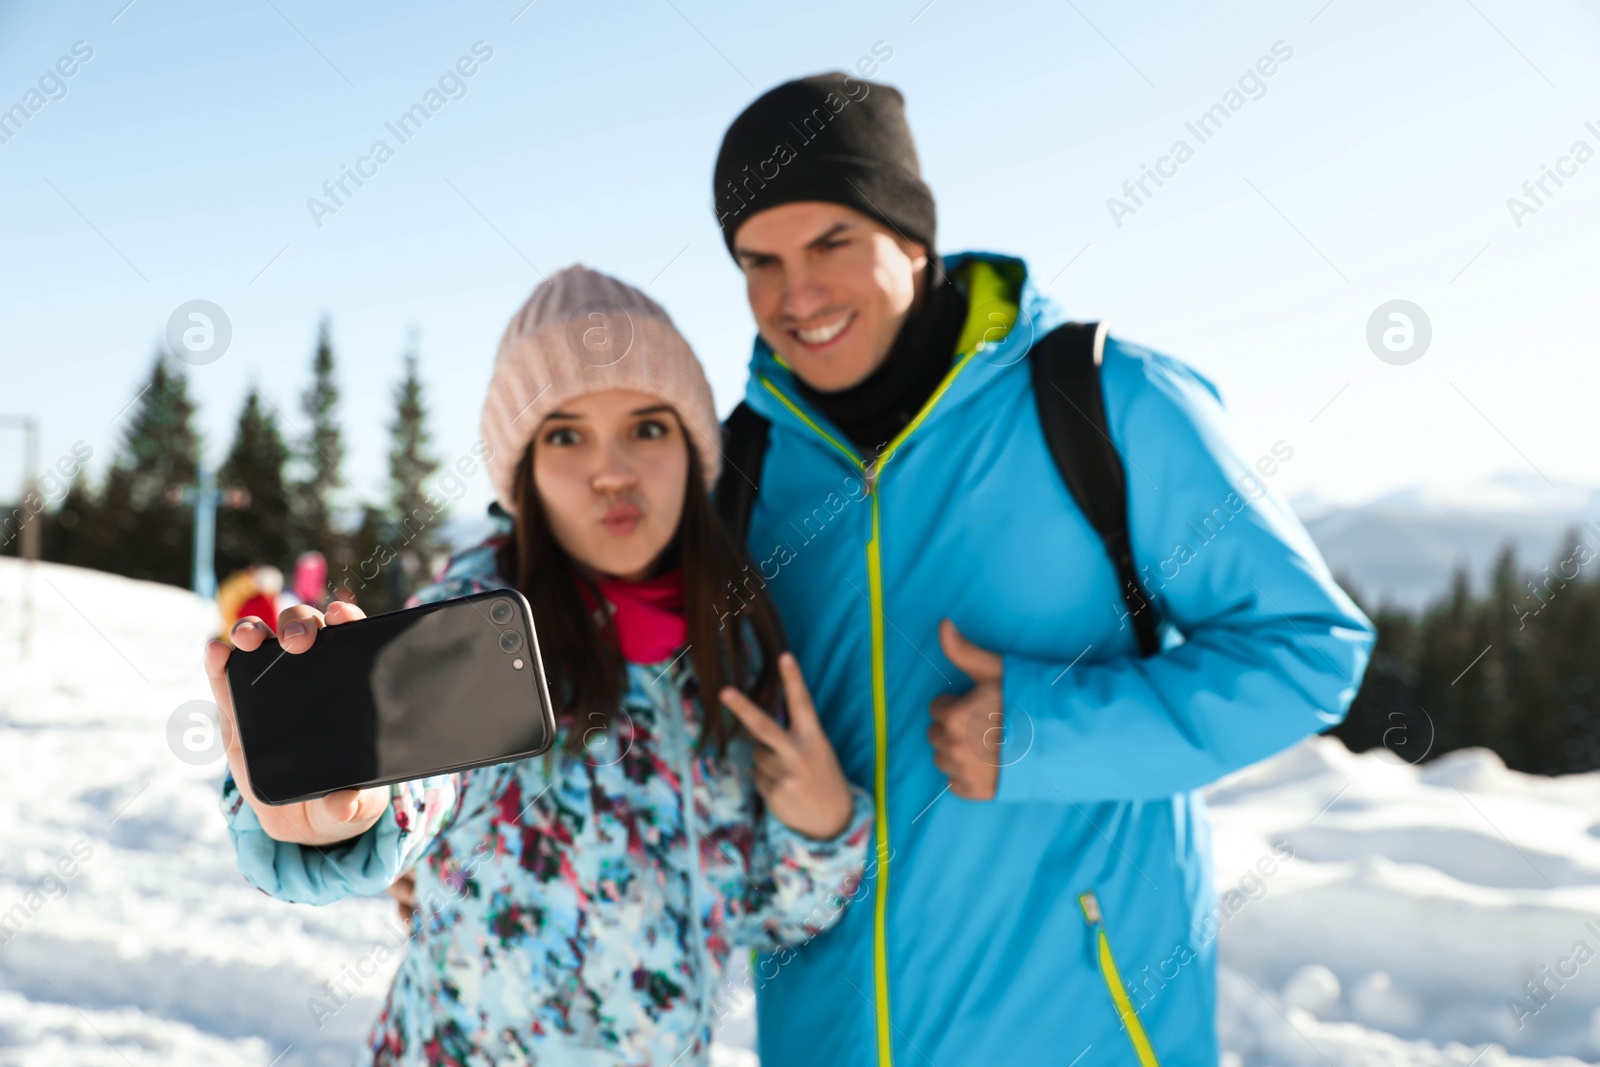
[2,0,1597,526]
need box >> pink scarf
[575,567,688,664]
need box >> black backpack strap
[1030,321,1161,657]
[714,401,771,546]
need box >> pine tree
[96,465,140,576]
[41,468,101,571]
[105,353,201,586]
[336,503,400,615]
[1333,538,1600,776]
[1484,547,1539,770]
[1411,568,1477,759]
[292,318,345,562]
[1556,538,1600,773]
[1329,594,1425,763]
[120,354,201,509]
[1517,530,1600,773]
[387,333,442,602]
[217,386,293,579]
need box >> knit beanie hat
[712,72,936,257]
[480,265,722,515]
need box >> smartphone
[225,589,557,805]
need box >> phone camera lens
[499,629,523,654]
[489,599,515,625]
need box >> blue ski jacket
[735,252,1375,1067]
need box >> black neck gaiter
[792,260,969,459]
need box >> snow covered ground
[1,556,1596,1066]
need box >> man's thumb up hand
[928,619,1006,801]
[939,618,1003,684]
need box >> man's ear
[898,237,929,313]
[899,237,928,274]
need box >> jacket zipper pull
[1078,889,1102,926]
[1078,888,1163,1065]
[1078,890,1104,966]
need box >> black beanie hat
[712,72,936,258]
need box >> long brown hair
[495,422,788,753]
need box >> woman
[206,265,873,1065]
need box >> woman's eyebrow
[629,404,675,416]
[543,411,581,421]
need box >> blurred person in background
[216,568,258,645]
[217,564,284,642]
[290,550,329,611]
[235,564,282,635]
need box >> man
[709,73,1374,1066]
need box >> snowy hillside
[0,557,1596,1065]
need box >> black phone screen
[225,589,557,805]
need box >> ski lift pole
[171,468,246,608]
[193,466,218,602]
[0,413,40,658]
[173,467,244,607]
[182,465,220,603]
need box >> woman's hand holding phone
[205,601,393,846]
[720,653,855,841]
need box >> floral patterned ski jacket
[219,536,874,1066]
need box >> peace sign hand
[720,652,855,841]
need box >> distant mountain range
[1295,472,1600,613]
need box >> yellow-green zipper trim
[753,260,1020,1067]
[755,352,983,1067]
[756,338,983,488]
[866,492,892,1067]
[757,378,858,470]
[759,371,899,1064]
[1079,891,1163,1067]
